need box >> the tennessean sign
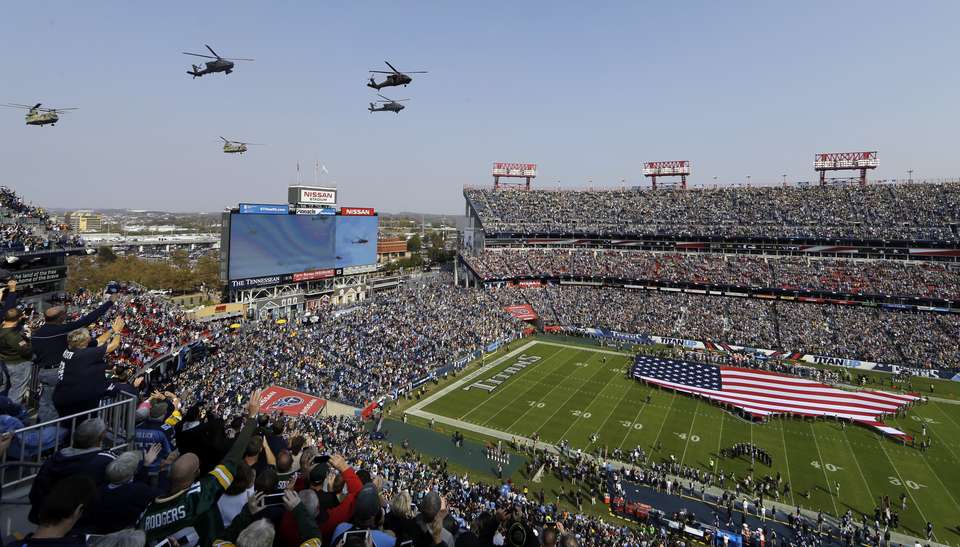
[464,354,541,392]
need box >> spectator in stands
[411,491,454,547]
[85,448,162,534]
[27,418,116,525]
[217,462,255,528]
[52,321,125,418]
[383,490,418,544]
[0,308,32,406]
[330,483,395,547]
[134,394,181,473]
[138,389,260,546]
[11,475,98,547]
[31,292,116,371]
[0,277,18,316]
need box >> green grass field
[421,338,960,544]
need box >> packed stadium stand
[464,183,960,240]
[0,184,955,547]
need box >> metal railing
[1,394,138,493]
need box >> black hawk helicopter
[367,61,427,90]
[3,103,77,126]
[183,45,254,78]
[369,94,408,114]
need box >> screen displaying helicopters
[369,94,409,114]
[3,103,77,127]
[367,61,427,90]
[220,137,263,154]
[183,45,254,78]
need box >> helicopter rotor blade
[377,94,391,101]
[368,71,393,74]
[183,52,217,59]
[404,71,428,74]
[33,103,42,110]
[205,44,221,58]
[3,103,36,109]
[222,57,254,62]
[220,136,229,143]
[384,61,401,74]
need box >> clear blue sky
[2,1,958,213]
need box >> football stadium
[3,4,960,547]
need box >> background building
[64,210,103,233]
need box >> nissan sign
[340,207,376,216]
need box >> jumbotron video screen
[226,212,377,280]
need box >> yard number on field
[910,416,939,424]
[810,461,844,472]
[888,477,927,490]
[571,410,592,419]
[620,421,643,430]
[527,400,546,408]
[575,362,589,367]
[676,432,700,442]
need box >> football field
[420,338,960,544]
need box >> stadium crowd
[498,286,960,370]
[464,248,960,301]
[0,187,83,252]
[464,183,960,240]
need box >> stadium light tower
[643,161,689,190]
[492,162,537,190]
[814,151,878,186]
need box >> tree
[407,234,422,253]
[96,246,118,263]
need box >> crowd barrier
[1,393,138,494]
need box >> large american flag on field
[632,356,920,440]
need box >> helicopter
[352,238,369,244]
[3,103,77,127]
[367,61,427,90]
[220,137,263,154]
[369,94,408,114]
[183,45,253,78]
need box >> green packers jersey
[139,463,235,546]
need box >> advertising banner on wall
[260,385,326,417]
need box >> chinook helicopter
[183,45,254,78]
[367,61,427,90]
[3,103,77,126]
[220,137,263,154]
[369,94,408,114]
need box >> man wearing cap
[330,483,395,546]
[285,452,363,544]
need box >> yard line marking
[556,356,628,445]
[929,405,960,461]
[585,375,635,453]
[875,437,933,540]
[840,427,876,511]
[496,349,592,432]
[778,419,797,506]
[408,339,538,415]
[715,409,725,473]
[460,351,560,424]
[529,352,608,439]
[808,423,840,516]
[680,398,699,467]
[642,391,676,452]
